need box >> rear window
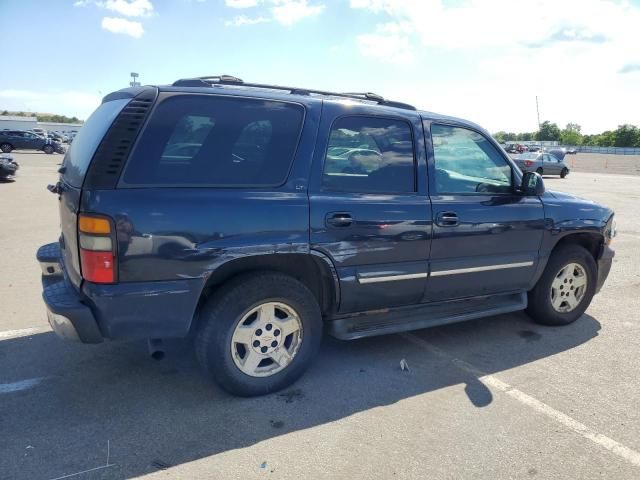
[62,98,129,187]
[121,95,304,187]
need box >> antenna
[536,95,541,129]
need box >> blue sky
[1,0,639,133]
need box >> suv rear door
[424,121,545,301]
[309,102,431,313]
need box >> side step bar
[327,292,527,340]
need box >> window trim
[429,122,518,197]
[320,113,418,195]
[117,93,307,189]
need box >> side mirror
[521,171,545,196]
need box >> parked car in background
[0,130,65,154]
[528,145,541,152]
[0,154,18,180]
[513,151,570,177]
[31,128,47,137]
[566,147,577,154]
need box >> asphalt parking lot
[1,152,639,480]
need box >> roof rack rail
[171,75,416,111]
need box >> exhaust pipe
[147,338,165,360]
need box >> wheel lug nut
[261,346,268,353]
[274,329,280,336]
[256,329,262,336]
[253,340,260,347]
[266,324,272,331]
[271,340,278,347]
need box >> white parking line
[0,326,50,340]
[402,332,640,468]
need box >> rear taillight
[524,160,534,167]
[78,214,116,283]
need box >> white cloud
[225,14,270,26]
[350,0,640,133]
[271,0,324,25]
[103,0,153,17]
[74,0,153,17]
[101,16,144,38]
[225,0,260,7]
[223,0,324,26]
[0,90,101,120]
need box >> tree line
[493,121,640,147]
[1,110,81,124]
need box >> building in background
[0,116,82,134]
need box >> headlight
[605,216,616,245]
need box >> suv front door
[424,121,545,301]
[309,103,431,313]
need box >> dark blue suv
[38,76,616,396]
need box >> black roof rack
[171,75,416,111]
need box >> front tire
[526,245,597,326]
[195,272,322,396]
[560,168,569,178]
[0,143,13,153]
[43,145,54,154]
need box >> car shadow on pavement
[0,311,600,479]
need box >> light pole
[130,72,140,87]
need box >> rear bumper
[37,242,203,343]
[596,244,614,293]
[38,243,103,343]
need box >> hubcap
[550,262,588,313]
[230,302,303,377]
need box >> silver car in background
[513,151,570,178]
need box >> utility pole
[130,72,140,87]
[535,95,541,129]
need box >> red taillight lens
[524,160,533,166]
[80,249,115,283]
[78,214,116,284]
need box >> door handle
[326,213,353,228]
[436,211,459,227]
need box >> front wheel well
[192,254,337,332]
[553,232,603,260]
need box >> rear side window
[62,98,130,187]
[121,95,304,187]
[322,116,415,193]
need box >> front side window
[122,96,304,187]
[431,124,512,194]
[322,116,415,193]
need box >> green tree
[536,121,561,141]
[613,124,639,147]
[517,132,534,141]
[1,110,8,116]
[560,123,582,146]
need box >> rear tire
[195,271,322,397]
[536,167,543,175]
[43,145,54,154]
[0,143,12,153]
[526,244,597,326]
[560,168,569,178]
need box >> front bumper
[37,243,103,343]
[596,244,615,293]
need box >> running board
[327,292,527,340]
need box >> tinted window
[122,95,304,187]
[62,98,129,187]
[431,124,512,194]
[322,116,415,193]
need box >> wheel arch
[190,252,339,334]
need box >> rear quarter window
[121,95,304,187]
[62,98,130,187]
